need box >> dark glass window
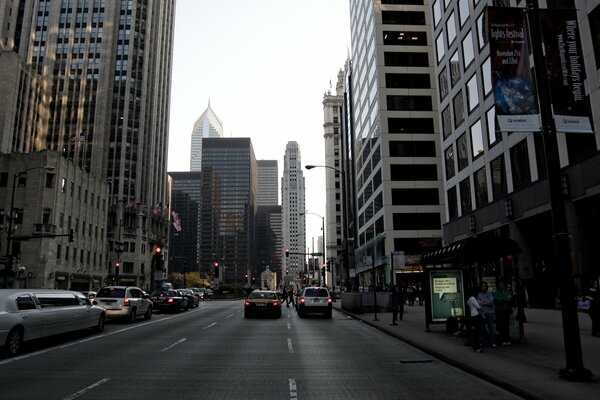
[382,11,426,25]
[384,52,429,67]
[566,130,597,165]
[383,31,427,46]
[439,67,449,100]
[453,91,465,128]
[0,173,7,187]
[459,177,472,215]
[394,238,442,255]
[447,186,458,220]
[393,213,441,230]
[442,106,452,139]
[533,134,547,180]
[391,165,438,181]
[392,188,439,205]
[491,155,508,199]
[590,5,600,69]
[388,118,434,134]
[387,95,432,111]
[385,73,430,89]
[389,141,436,157]
[457,133,469,171]
[444,145,455,179]
[450,51,461,86]
[474,167,489,208]
[382,0,424,4]
[510,139,531,191]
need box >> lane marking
[287,338,294,353]
[61,378,110,400]
[224,314,234,319]
[203,322,217,330]
[289,378,298,400]
[287,323,291,330]
[161,338,187,352]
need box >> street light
[300,211,325,287]
[3,165,55,288]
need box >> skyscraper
[256,160,282,280]
[257,160,279,206]
[0,1,176,290]
[346,0,444,287]
[190,102,224,171]
[282,141,306,287]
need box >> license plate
[256,303,266,307]
[312,299,320,303]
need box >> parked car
[1,289,106,356]
[296,286,332,318]
[186,287,203,300]
[179,289,200,308]
[244,290,281,318]
[149,289,189,312]
[94,286,153,322]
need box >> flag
[171,210,182,232]
[163,204,169,216]
[125,199,135,209]
[152,203,161,215]
[69,131,85,142]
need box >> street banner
[540,9,593,133]
[429,270,465,322]
[488,7,540,132]
[392,251,405,270]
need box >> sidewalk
[333,302,599,400]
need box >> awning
[420,236,520,266]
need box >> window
[385,73,430,89]
[388,118,434,134]
[476,12,488,50]
[442,106,452,139]
[389,141,436,157]
[444,145,455,179]
[453,91,465,128]
[436,33,445,63]
[45,173,55,188]
[446,12,457,45]
[17,295,37,310]
[438,67,449,101]
[474,167,489,208]
[490,155,508,199]
[450,51,461,87]
[462,31,475,69]
[0,173,7,187]
[433,0,441,27]
[382,11,426,25]
[393,213,441,230]
[590,5,600,69]
[384,52,429,67]
[457,133,469,171]
[459,177,472,215]
[481,57,492,97]
[390,165,438,181]
[392,189,439,205]
[384,31,427,46]
[458,0,470,27]
[486,107,500,146]
[510,139,531,191]
[387,95,432,111]
[447,186,458,220]
[466,74,479,113]
[470,120,484,159]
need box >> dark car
[149,289,189,312]
[244,290,282,318]
[179,289,200,308]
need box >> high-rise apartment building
[431,0,600,307]
[190,103,224,171]
[346,0,444,288]
[281,141,306,287]
[199,138,257,284]
[0,0,176,290]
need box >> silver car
[1,289,106,356]
[94,286,153,322]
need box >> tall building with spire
[190,102,224,171]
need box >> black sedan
[149,289,189,312]
[179,289,200,308]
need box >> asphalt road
[1,300,523,400]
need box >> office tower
[322,70,345,289]
[431,0,600,307]
[199,138,257,284]
[346,0,444,287]
[168,172,203,274]
[0,0,176,290]
[257,160,279,206]
[190,102,224,171]
[256,160,282,279]
[281,141,306,287]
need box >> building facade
[190,103,224,172]
[256,159,282,283]
[432,0,600,306]
[347,0,444,288]
[0,0,176,290]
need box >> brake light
[245,300,251,306]
[167,298,174,303]
[300,298,305,304]
[272,301,279,306]
[328,298,332,304]
[123,298,130,306]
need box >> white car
[94,286,153,322]
[296,286,333,318]
[1,289,106,356]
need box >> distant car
[1,289,106,356]
[179,289,200,308]
[186,287,203,300]
[296,286,332,318]
[94,286,153,322]
[150,289,189,312]
[244,290,281,319]
[204,288,215,299]
[80,291,97,302]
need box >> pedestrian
[286,287,295,308]
[281,288,288,307]
[390,284,400,325]
[467,287,484,352]
[407,285,415,306]
[585,279,599,337]
[494,280,513,345]
[478,282,497,348]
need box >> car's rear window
[96,288,126,298]
[249,292,277,300]
[304,288,329,297]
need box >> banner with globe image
[488,7,541,132]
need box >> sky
[168,0,351,247]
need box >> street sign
[392,251,406,269]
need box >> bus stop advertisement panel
[429,270,465,322]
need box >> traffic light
[115,261,121,268]
[285,248,289,258]
[213,261,219,277]
[155,246,162,254]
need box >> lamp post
[3,165,55,288]
[306,164,349,290]
[300,211,325,287]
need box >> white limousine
[1,289,106,356]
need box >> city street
[0,300,521,400]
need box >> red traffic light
[155,246,162,254]
[115,261,120,268]
[213,262,219,268]
[285,248,290,257]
